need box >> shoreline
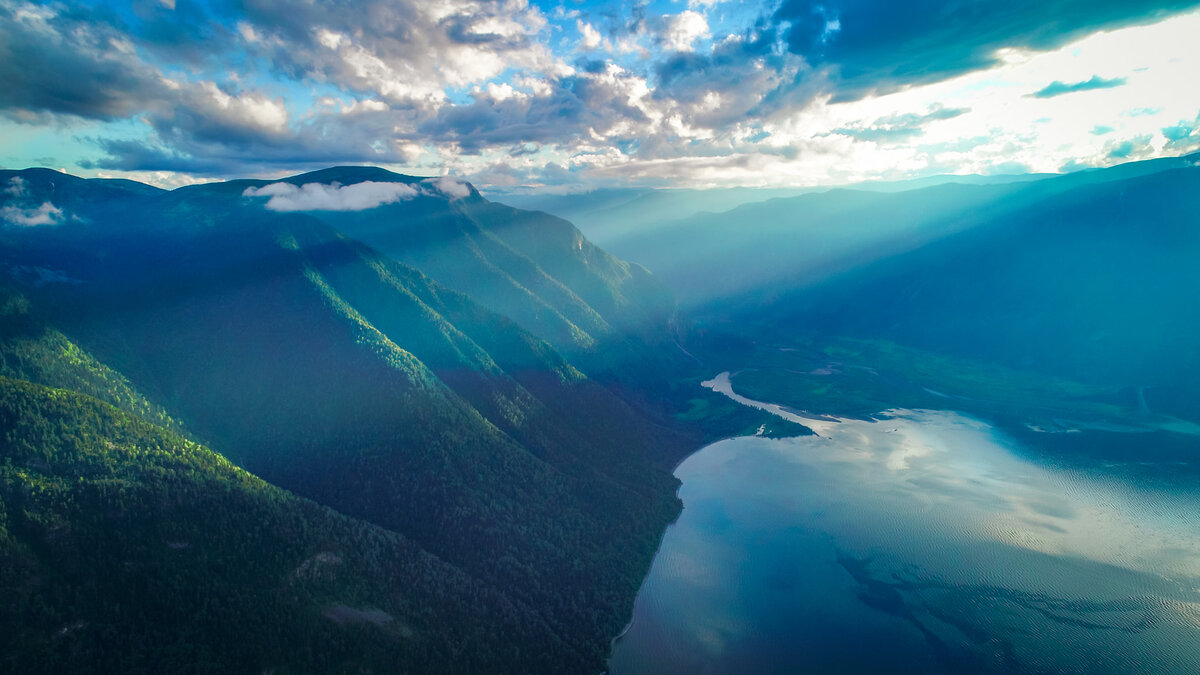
[608,370,828,668]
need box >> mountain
[769,163,1200,392]
[607,152,1199,315]
[218,167,676,363]
[0,376,571,674]
[0,167,694,672]
[604,153,1200,403]
[487,172,1061,252]
[490,186,809,250]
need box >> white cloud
[577,20,603,51]
[243,181,420,211]
[662,10,710,53]
[1,201,65,226]
[424,175,471,199]
[194,81,289,132]
[4,176,27,197]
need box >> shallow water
[609,376,1200,674]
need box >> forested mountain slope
[0,167,691,673]
[0,376,576,674]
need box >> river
[608,372,1200,674]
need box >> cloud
[0,2,170,121]
[419,67,656,153]
[577,20,603,50]
[83,91,422,176]
[243,181,420,211]
[1162,113,1200,152]
[773,0,1200,99]
[5,0,1200,191]
[1,201,65,226]
[1029,75,1128,98]
[1,176,69,226]
[652,31,811,129]
[4,176,27,197]
[423,176,472,199]
[236,0,554,107]
[1104,134,1154,159]
[834,105,969,143]
[660,10,710,52]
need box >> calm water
[608,374,1200,674]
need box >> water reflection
[609,375,1200,674]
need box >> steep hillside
[220,167,676,364]
[0,376,573,674]
[0,167,689,672]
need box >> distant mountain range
[588,152,1200,396]
[489,171,1067,251]
[0,166,695,673]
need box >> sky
[1,0,1199,191]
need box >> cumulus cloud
[1,201,66,226]
[237,0,554,107]
[419,66,658,154]
[243,181,420,211]
[6,0,1200,190]
[578,20,603,50]
[661,10,710,52]
[0,2,169,121]
[1029,75,1127,98]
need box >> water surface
[609,374,1200,674]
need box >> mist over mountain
[586,154,1197,383]
[490,172,1069,253]
[769,162,1200,390]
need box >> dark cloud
[774,0,1200,99]
[0,2,169,121]
[652,28,811,128]
[128,0,236,66]
[420,74,648,153]
[83,101,419,176]
[79,139,231,174]
[1029,75,1127,98]
[833,106,969,143]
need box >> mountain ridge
[0,165,695,673]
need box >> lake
[608,373,1200,674]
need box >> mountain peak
[280,165,423,186]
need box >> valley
[4,2,1199,672]
[2,152,1199,673]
